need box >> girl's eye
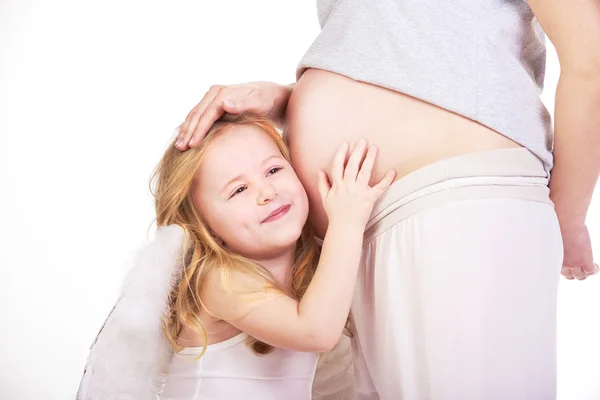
[230,186,247,198]
[267,167,282,176]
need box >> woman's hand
[175,81,293,151]
[560,224,599,280]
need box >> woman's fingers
[177,85,222,150]
[177,85,273,150]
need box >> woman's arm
[528,0,600,279]
[203,141,395,352]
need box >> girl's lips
[262,204,291,223]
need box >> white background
[1,1,598,399]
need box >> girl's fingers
[357,146,377,185]
[331,142,349,185]
[317,170,331,204]
[343,139,367,182]
[372,169,396,194]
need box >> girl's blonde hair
[150,113,320,357]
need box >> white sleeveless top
[159,333,318,400]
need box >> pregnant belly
[284,68,521,238]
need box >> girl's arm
[203,140,395,352]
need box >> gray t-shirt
[297,0,553,174]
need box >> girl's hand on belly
[176,81,294,151]
[318,140,396,229]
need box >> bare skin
[283,69,521,239]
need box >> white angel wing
[76,225,184,400]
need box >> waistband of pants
[365,148,553,243]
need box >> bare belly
[284,68,521,239]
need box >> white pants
[351,149,563,400]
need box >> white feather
[76,225,185,400]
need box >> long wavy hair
[150,113,321,357]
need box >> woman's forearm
[271,83,295,127]
[549,71,600,231]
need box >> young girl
[77,113,394,399]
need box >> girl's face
[193,125,309,260]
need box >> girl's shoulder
[201,266,284,321]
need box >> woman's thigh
[353,198,563,399]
